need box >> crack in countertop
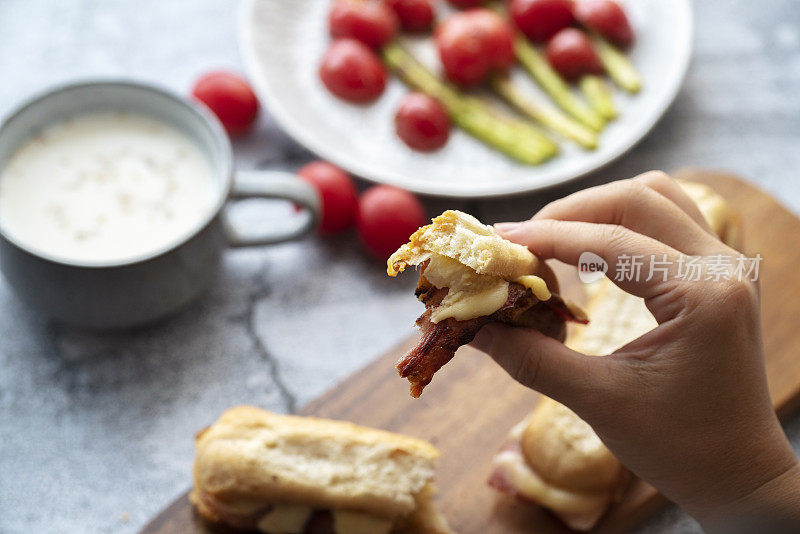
[240,268,298,412]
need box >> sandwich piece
[191,406,452,534]
[489,180,742,530]
[489,280,642,531]
[388,210,586,398]
[489,397,629,531]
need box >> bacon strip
[304,510,335,534]
[397,275,581,397]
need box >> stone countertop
[1,1,799,533]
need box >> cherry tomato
[191,72,259,137]
[437,17,491,87]
[384,0,435,32]
[329,0,399,49]
[446,0,484,7]
[509,0,574,42]
[470,8,516,71]
[436,9,514,86]
[545,28,603,81]
[357,185,427,260]
[573,0,633,48]
[297,161,359,234]
[319,39,387,103]
[395,92,451,151]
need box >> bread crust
[193,406,441,522]
[677,179,743,249]
[388,210,540,280]
[522,398,622,493]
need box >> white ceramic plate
[239,0,692,197]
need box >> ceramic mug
[0,80,320,329]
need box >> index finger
[531,178,721,256]
[634,171,715,235]
[497,219,685,322]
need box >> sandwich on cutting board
[191,406,452,534]
[488,180,742,531]
[387,210,587,398]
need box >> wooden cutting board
[141,170,800,534]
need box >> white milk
[0,112,217,263]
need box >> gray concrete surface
[1,1,799,533]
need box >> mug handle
[223,170,320,247]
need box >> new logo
[578,251,608,284]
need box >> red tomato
[436,9,515,86]
[191,72,259,137]
[297,161,358,234]
[319,39,387,103]
[437,18,491,86]
[395,92,451,151]
[469,8,516,71]
[446,0,484,7]
[384,0,435,32]
[357,185,427,259]
[509,0,575,42]
[545,28,603,81]
[573,0,633,48]
[329,0,399,49]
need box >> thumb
[470,323,614,411]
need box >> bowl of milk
[0,81,319,329]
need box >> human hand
[471,172,800,525]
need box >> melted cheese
[423,254,509,323]
[514,275,551,301]
[332,510,393,534]
[257,504,312,533]
[421,254,558,322]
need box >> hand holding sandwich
[472,172,800,527]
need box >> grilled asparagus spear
[592,35,642,93]
[490,74,599,149]
[383,43,558,165]
[514,35,606,131]
[579,75,618,120]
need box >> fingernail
[494,222,521,233]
